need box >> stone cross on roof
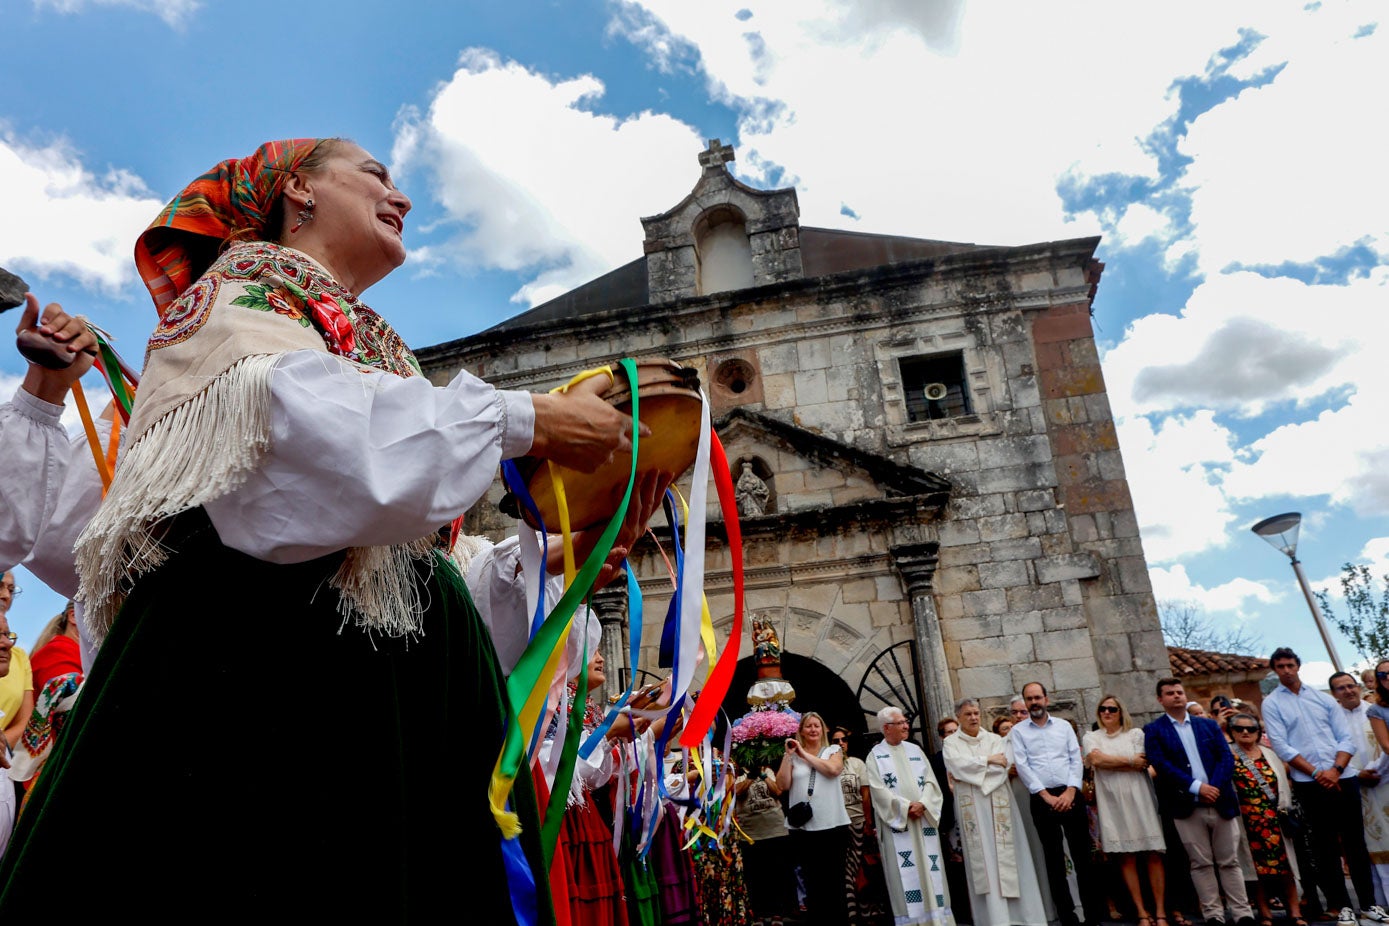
[698,138,736,173]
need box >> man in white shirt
[1330,671,1389,921]
[1263,648,1373,924]
[1009,681,1103,926]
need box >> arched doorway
[716,652,869,758]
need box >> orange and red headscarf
[135,138,322,316]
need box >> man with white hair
[865,706,955,926]
[945,697,1049,926]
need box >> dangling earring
[290,198,315,234]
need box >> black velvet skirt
[0,514,553,923]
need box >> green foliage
[1315,564,1389,661]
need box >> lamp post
[1250,512,1344,672]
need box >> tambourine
[501,359,702,531]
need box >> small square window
[900,352,971,422]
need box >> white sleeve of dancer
[3,390,110,599]
[206,350,534,563]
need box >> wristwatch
[1333,763,1347,774]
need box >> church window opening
[900,352,971,422]
[694,205,754,296]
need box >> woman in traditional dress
[1083,694,1168,926]
[1363,661,1389,906]
[0,137,636,920]
[776,710,848,926]
[1228,712,1303,926]
[27,603,82,694]
[833,725,890,926]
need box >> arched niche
[693,204,754,296]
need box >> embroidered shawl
[75,240,432,639]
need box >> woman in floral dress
[1229,712,1303,926]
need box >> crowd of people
[2,134,1389,926]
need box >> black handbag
[786,766,817,827]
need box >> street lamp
[1250,512,1344,672]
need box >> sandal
[1137,917,1153,926]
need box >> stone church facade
[418,141,1168,741]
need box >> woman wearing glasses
[1082,695,1168,926]
[1228,712,1304,926]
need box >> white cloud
[1150,563,1280,615]
[32,0,197,27]
[392,49,705,306]
[1113,411,1240,563]
[609,0,1287,246]
[1104,271,1376,420]
[0,132,163,295]
[1177,1,1389,274]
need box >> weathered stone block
[936,542,994,567]
[1084,595,1151,635]
[1009,662,1054,694]
[793,369,829,405]
[1041,606,1088,631]
[1097,450,1127,482]
[1061,579,1084,605]
[937,595,965,620]
[1091,634,1133,674]
[938,521,981,547]
[979,434,1054,468]
[797,339,833,371]
[841,578,878,604]
[948,493,1009,520]
[977,462,1056,494]
[1111,510,1140,539]
[1035,553,1102,584]
[978,513,1030,542]
[875,576,905,602]
[1002,610,1043,634]
[1116,557,1154,595]
[1129,629,1170,670]
[1017,489,1054,512]
[987,537,1044,562]
[961,634,1036,667]
[957,666,1016,699]
[1050,656,1101,690]
[758,342,800,375]
[1034,628,1095,662]
[979,560,1029,589]
[962,588,1008,617]
[941,614,1004,641]
[762,372,796,408]
[935,565,981,596]
[1039,532,1073,557]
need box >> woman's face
[997,720,1013,737]
[298,142,412,291]
[1097,698,1121,730]
[802,716,824,743]
[1230,718,1261,747]
[586,653,606,689]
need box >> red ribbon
[680,430,744,748]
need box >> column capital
[890,541,940,594]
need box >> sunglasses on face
[831,736,847,743]
[1377,671,1389,680]
[1097,705,1120,714]
[1230,725,1260,734]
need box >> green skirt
[0,515,553,922]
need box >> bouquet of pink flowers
[730,707,801,772]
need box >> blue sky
[2,0,1386,685]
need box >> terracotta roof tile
[1167,646,1269,677]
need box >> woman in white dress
[1082,694,1167,926]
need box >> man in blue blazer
[1144,677,1254,926]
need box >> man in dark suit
[1144,677,1254,926]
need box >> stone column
[890,541,955,749]
[590,582,630,704]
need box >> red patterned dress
[1231,750,1290,876]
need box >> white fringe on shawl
[74,353,434,643]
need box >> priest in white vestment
[866,706,956,926]
[945,698,1050,926]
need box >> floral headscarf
[135,138,321,316]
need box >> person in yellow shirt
[0,572,35,750]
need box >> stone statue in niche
[735,461,770,517]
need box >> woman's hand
[18,294,98,404]
[529,371,650,473]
